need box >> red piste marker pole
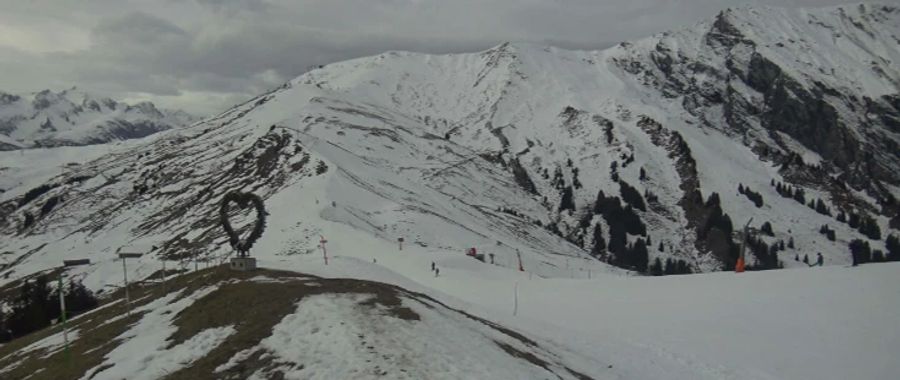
[320,235,328,265]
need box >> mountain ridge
[0,87,198,150]
[1,2,898,284]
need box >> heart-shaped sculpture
[219,191,267,257]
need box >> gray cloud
[0,0,895,115]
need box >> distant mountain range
[0,87,197,150]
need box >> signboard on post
[60,258,90,358]
[63,259,91,266]
[117,252,143,316]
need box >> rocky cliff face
[614,4,900,214]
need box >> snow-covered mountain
[0,87,197,150]
[1,3,899,280]
[1,3,900,379]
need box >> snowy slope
[1,249,897,379]
[0,3,898,379]
[0,269,605,380]
[268,257,900,380]
[291,3,900,271]
[0,87,197,149]
[1,3,898,283]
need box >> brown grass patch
[164,274,421,379]
[1,267,593,379]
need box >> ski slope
[4,231,896,380]
[258,253,899,380]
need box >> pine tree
[793,188,806,204]
[788,236,795,249]
[849,212,860,229]
[859,216,881,240]
[887,234,900,262]
[849,239,871,266]
[619,180,646,212]
[604,122,614,144]
[815,199,830,216]
[760,221,774,236]
[0,308,8,343]
[65,280,98,315]
[633,238,649,273]
[591,223,606,257]
[705,192,721,208]
[650,257,663,276]
[8,276,56,338]
[559,186,575,212]
[803,254,809,265]
[22,212,35,230]
[742,187,764,208]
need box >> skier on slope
[435,267,440,277]
[431,262,435,271]
[815,252,823,267]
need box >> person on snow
[815,252,823,267]
[431,262,436,272]
[435,267,440,277]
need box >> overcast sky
[0,0,891,115]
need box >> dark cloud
[0,0,896,115]
[93,11,188,46]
